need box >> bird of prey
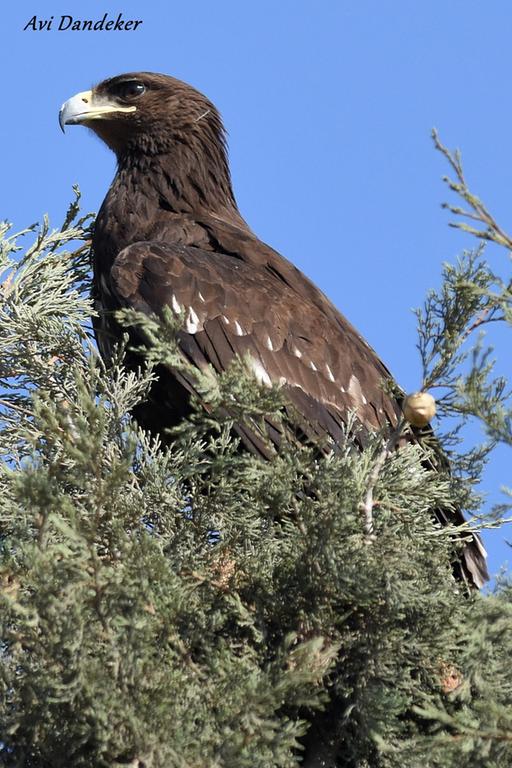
[59,72,488,587]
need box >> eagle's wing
[108,240,402,450]
[105,239,488,587]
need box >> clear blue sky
[2,1,511,579]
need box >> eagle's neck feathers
[119,115,238,215]
[94,118,250,263]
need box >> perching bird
[59,72,488,587]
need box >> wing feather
[109,240,401,451]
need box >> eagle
[59,72,488,587]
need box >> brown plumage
[59,71,488,587]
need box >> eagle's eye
[111,81,146,100]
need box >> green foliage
[0,176,512,767]
[425,133,512,447]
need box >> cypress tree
[1,138,512,766]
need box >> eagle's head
[59,72,225,157]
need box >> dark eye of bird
[111,81,146,100]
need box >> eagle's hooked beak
[59,89,136,133]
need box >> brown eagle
[59,72,488,587]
